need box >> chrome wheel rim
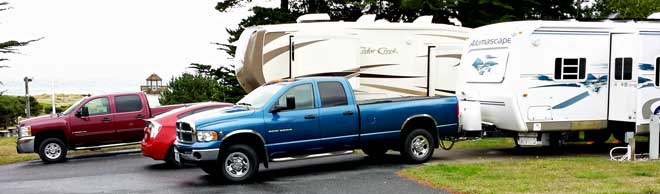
[224,152,250,178]
[44,143,62,159]
[410,135,429,159]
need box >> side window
[656,57,660,87]
[84,97,110,116]
[318,82,348,107]
[554,58,586,80]
[614,57,633,80]
[115,95,143,113]
[276,84,314,110]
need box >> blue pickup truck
[174,77,458,182]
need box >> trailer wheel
[219,144,259,182]
[401,129,435,163]
[362,146,387,158]
[38,137,68,163]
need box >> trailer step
[271,150,354,162]
[74,142,140,150]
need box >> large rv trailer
[458,19,660,146]
[234,14,471,100]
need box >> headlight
[19,126,31,137]
[196,131,218,142]
[149,122,162,139]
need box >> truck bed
[357,96,440,105]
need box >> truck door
[69,97,115,145]
[289,35,360,88]
[609,33,638,122]
[264,83,321,157]
[317,81,359,151]
[112,94,148,142]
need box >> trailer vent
[296,13,331,23]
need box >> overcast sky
[1,0,276,95]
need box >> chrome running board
[271,150,354,162]
[74,142,140,150]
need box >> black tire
[401,129,435,164]
[38,137,67,163]
[362,146,388,158]
[200,162,221,176]
[164,146,182,168]
[217,144,259,182]
[585,131,611,144]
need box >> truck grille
[176,122,194,143]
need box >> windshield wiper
[236,102,252,107]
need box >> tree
[0,95,40,129]
[0,1,43,95]
[591,0,660,18]
[0,95,21,129]
[159,73,223,105]
[188,63,246,103]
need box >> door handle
[304,114,317,119]
[135,114,145,119]
[342,111,354,116]
[101,118,112,122]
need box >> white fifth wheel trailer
[234,14,470,100]
[457,18,660,146]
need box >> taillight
[456,102,460,118]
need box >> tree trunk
[281,0,288,11]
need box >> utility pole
[24,77,33,118]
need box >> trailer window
[656,57,660,87]
[614,57,633,80]
[554,58,586,80]
[318,82,348,107]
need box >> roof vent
[413,15,433,24]
[375,19,390,23]
[648,12,660,19]
[357,14,377,23]
[296,13,331,23]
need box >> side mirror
[285,96,296,110]
[271,96,296,113]
[75,107,89,118]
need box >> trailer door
[609,33,638,122]
[428,43,463,96]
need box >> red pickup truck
[16,92,184,163]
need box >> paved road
[0,143,623,194]
[0,150,447,194]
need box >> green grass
[401,156,660,194]
[0,137,140,165]
[452,137,515,149]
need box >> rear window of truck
[115,95,143,113]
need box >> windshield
[61,97,86,115]
[237,83,288,109]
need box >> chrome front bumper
[16,136,35,153]
[177,148,220,162]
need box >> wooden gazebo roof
[146,73,162,81]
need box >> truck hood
[18,115,61,127]
[180,106,256,129]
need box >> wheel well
[402,117,438,148]
[220,133,269,168]
[34,130,68,151]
